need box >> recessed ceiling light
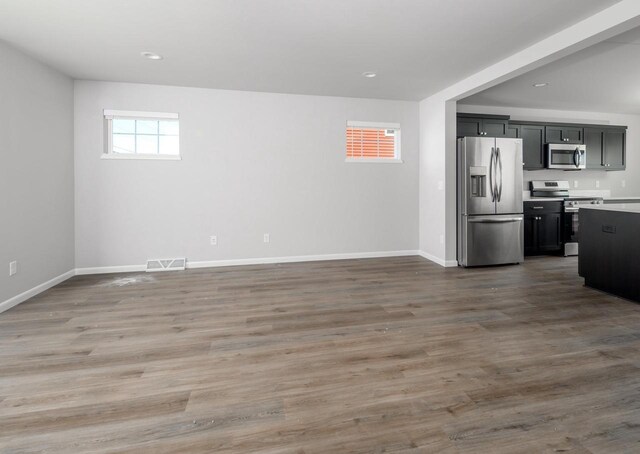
[141,51,163,60]
[533,82,548,87]
[362,71,377,78]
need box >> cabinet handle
[532,206,544,210]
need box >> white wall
[0,40,74,305]
[458,104,640,196]
[74,81,419,269]
[418,97,457,266]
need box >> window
[346,121,401,163]
[103,110,180,160]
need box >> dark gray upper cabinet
[604,129,625,170]
[583,127,626,171]
[456,114,508,138]
[456,114,626,171]
[521,125,545,170]
[457,117,483,137]
[584,127,604,169]
[482,118,508,137]
[506,124,519,138]
[545,125,583,144]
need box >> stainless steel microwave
[546,143,586,170]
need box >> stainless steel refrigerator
[457,137,524,267]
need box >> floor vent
[146,258,186,272]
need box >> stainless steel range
[529,181,603,256]
[562,197,604,256]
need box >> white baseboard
[418,251,458,268]
[0,269,75,314]
[75,250,420,275]
[187,250,420,269]
[75,264,146,275]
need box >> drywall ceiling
[0,0,621,100]
[460,25,640,113]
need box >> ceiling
[461,25,640,114]
[0,0,621,101]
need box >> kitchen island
[579,204,640,302]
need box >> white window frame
[102,109,181,160]
[345,121,402,163]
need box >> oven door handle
[564,207,579,213]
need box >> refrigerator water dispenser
[469,166,487,198]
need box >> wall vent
[146,258,186,272]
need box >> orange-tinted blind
[346,127,396,159]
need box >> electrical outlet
[9,261,17,276]
[622,180,626,188]
[263,233,270,243]
[210,235,217,246]
[574,180,579,188]
[596,180,600,188]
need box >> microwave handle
[573,148,579,168]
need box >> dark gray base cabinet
[579,208,640,302]
[524,202,563,256]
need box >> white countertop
[604,197,640,201]
[523,197,564,202]
[522,189,611,202]
[580,203,640,214]
[522,191,640,203]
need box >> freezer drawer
[459,215,524,267]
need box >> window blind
[345,122,400,160]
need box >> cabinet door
[537,213,562,252]
[545,126,583,144]
[506,124,519,139]
[521,125,545,170]
[604,129,625,170]
[563,127,583,144]
[457,117,482,137]
[583,128,604,169]
[524,215,538,256]
[545,126,563,143]
[482,119,508,137]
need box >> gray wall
[0,40,74,303]
[74,81,419,268]
[458,104,640,197]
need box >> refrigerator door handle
[468,216,523,223]
[489,147,496,202]
[497,147,503,202]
